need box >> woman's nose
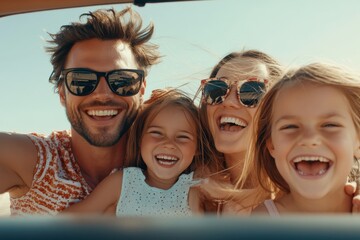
[221,85,240,107]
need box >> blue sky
[1,0,360,134]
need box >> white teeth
[220,117,247,127]
[293,156,329,163]
[87,110,118,116]
[156,154,178,161]
[156,154,179,166]
[298,168,327,176]
[158,160,176,166]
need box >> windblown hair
[197,50,283,180]
[209,50,283,85]
[46,7,160,91]
[242,62,360,205]
[125,88,218,177]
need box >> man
[0,7,160,215]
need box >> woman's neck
[277,189,352,214]
[224,151,253,188]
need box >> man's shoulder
[28,130,71,146]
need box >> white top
[263,199,280,217]
[116,167,199,217]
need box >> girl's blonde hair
[240,62,360,205]
[125,88,217,177]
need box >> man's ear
[59,85,66,107]
[139,79,146,105]
[266,138,276,158]
[140,79,146,96]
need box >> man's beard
[65,102,139,147]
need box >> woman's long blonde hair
[197,50,283,180]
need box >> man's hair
[46,7,160,91]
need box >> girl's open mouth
[292,156,332,176]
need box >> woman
[197,50,283,214]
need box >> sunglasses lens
[66,70,98,96]
[239,81,266,107]
[203,80,229,105]
[108,70,143,96]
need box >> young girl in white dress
[64,89,216,216]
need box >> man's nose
[91,77,114,100]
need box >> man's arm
[63,170,123,214]
[0,132,37,197]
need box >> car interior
[0,0,360,240]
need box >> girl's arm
[188,187,204,215]
[63,170,123,214]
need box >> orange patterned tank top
[10,131,92,215]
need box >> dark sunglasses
[52,68,144,97]
[201,78,267,107]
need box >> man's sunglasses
[52,68,145,97]
[201,78,267,107]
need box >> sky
[1,0,360,134]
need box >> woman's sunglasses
[201,78,267,107]
[51,68,144,97]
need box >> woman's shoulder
[251,199,281,216]
[251,202,269,215]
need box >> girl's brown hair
[125,88,218,177]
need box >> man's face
[59,38,145,146]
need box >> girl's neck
[277,189,352,214]
[143,170,178,190]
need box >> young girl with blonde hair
[243,62,360,215]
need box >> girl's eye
[322,123,341,128]
[149,131,163,137]
[176,135,192,142]
[279,124,298,130]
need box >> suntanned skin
[0,38,145,199]
[0,133,37,197]
[63,106,203,215]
